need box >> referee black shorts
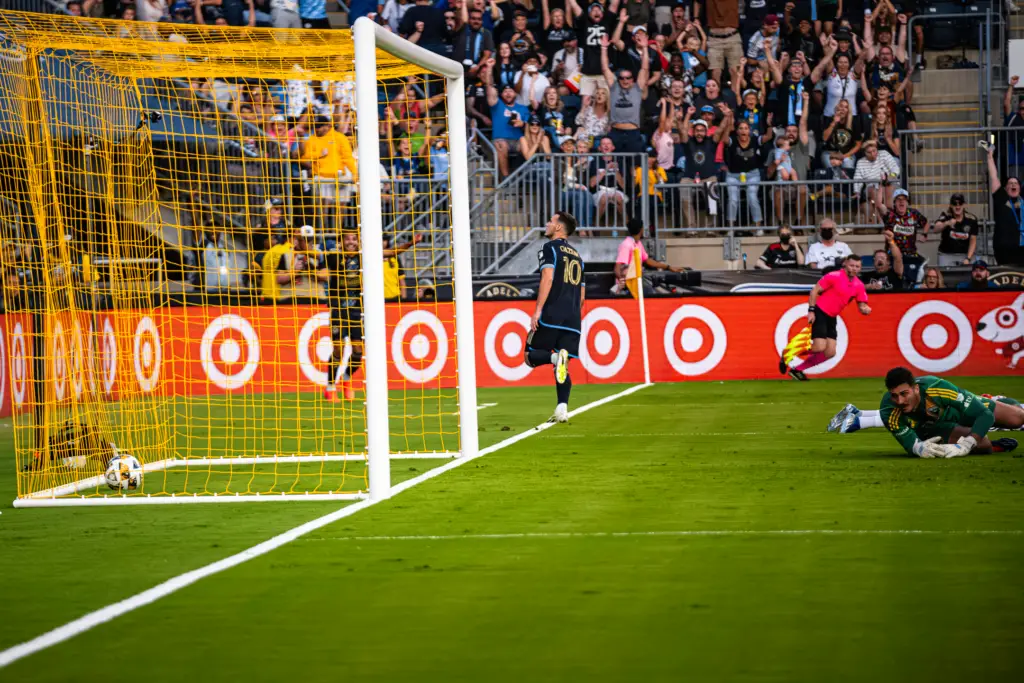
[811,310,838,341]
[331,306,363,343]
[526,323,580,358]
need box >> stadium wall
[0,292,1020,417]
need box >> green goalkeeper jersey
[879,376,997,455]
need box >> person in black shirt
[452,6,495,80]
[987,144,1024,266]
[526,211,583,423]
[934,193,980,267]
[500,9,541,65]
[567,0,618,97]
[399,0,449,55]
[322,231,421,401]
[720,111,771,228]
[861,232,905,291]
[756,225,805,269]
[541,0,575,64]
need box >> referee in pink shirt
[788,254,872,381]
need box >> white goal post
[354,17,479,501]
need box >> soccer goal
[0,13,477,506]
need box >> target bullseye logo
[774,304,848,375]
[484,309,533,382]
[581,307,630,379]
[11,323,26,406]
[391,310,448,384]
[133,316,161,393]
[201,314,261,390]
[101,318,116,395]
[663,305,727,376]
[52,320,68,401]
[897,301,972,373]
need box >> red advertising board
[0,291,1020,417]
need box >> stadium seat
[921,2,966,52]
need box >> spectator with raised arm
[600,32,649,154]
[987,143,1024,266]
[862,232,905,291]
[1001,75,1024,181]
[767,90,814,225]
[878,188,929,284]
[933,193,980,267]
[482,58,530,177]
[566,0,619,100]
[719,108,771,232]
[452,4,495,82]
[399,0,449,54]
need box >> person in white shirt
[805,218,853,270]
[514,54,551,109]
[853,140,901,222]
[381,0,413,33]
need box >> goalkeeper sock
[556,373,572,406]
[794,351,827,372]
[526,349,552,367]
[858,410,883,430]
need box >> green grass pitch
[1,376,1023,682]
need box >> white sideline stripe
[0,383,651,670]
[304,529,1024,542]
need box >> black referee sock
[556,374,572,406]
[527,349,553,367]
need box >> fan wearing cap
[520,113,553,162]
[514,53,550,109]
[609,12,664,89]
[566,0,618,98]
[675,105,724,226]
[879,188,929,277]
[933,194,980,267]
[956,261,998,292]
[481,59,531,177]
[500,9,540,65]
[745,14,781,64]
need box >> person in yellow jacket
[299,116,359,228]
[633,146,668,234]
[261,226,327,300]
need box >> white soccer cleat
[828,403,860,433]
[554,349,569,385]
[553,403,569,423]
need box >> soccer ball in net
[104,455,143,491]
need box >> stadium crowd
[26,0,1024,299]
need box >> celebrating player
[858,368,1020,458]
[323,230,421,401]
[780,253,871,381]
[525,211,583,424]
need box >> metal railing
[898,125,1023,258]
[471,152,648,275]
[907,8,1005,125]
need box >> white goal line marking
[303,529,1024,542]
[0,384,651,670]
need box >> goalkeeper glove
[912,436,947,459]
[943,435,977,459]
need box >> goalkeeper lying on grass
[827,367,1022,458]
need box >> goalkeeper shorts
[331,307,363,343]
